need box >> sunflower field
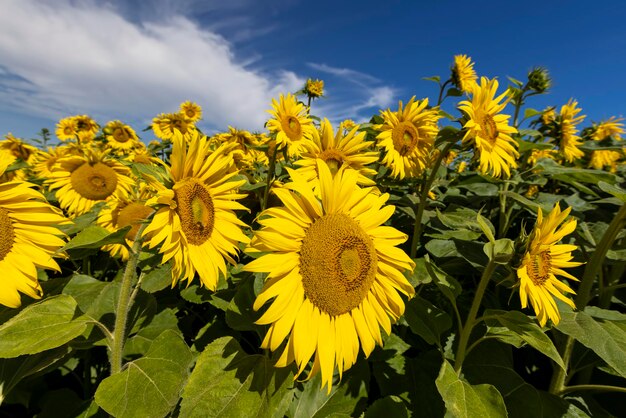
[0,56,625,418]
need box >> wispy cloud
[307,62,397,124]
[0,0,303,132]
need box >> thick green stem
[548,333,574,394]
[454,259,496,372]
[110,224,147,375]
[409,142,453,258]
[558,384,626,396]
[261,147,278,211]
[437,79,451,107]
[497,182,510,238]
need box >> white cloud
[0,0,304,132]
[307,62,397,124]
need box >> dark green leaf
[405,296,451,346]
[180,337,293,418]
[365,396,408,418]
[95,330,193,418]
[435,360,507,418]
[140,263,173,293]
[483,239,514,264]
[0,295,87,358]
[62,225,131,252]
[598,181,626,202]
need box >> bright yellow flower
[558,99,585,163]
[143,130,249,290]
[152,113,195,141]
[0,155,67,308]
[451,55,478,94]
[376,97,440,179]
[215,126,268,168]
[340,119,357,132]
[33,145,72,179]
[295,118,378,188]
[517,203,582,326]
[541,107,556,126]
[528,148,557,166]
[56,117,79,141]
[592,117,624,141]
[104,121,141,152]
[179,101,203,123]
[46,150,134,216]
[245,162,415,392]
[459,77,519,178]
[0,134,39,181]
[305,79,325,98]
[266,94,316,159]
[589,150,621,171]
[72,115,100,143]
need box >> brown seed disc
[528,251,552,286]
[299,213,378,316]
[174,180,215,245]
[70,162,119,200]
[391,121,419,156]
[114,202,154,240]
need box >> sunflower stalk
[410,141,454,258]
[454,258,496,372]
[109,223,148,375]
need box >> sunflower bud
[304,79,324,99]
[527,67,551,93]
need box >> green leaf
[0,295,87,358]
[500,191,550,214]
[556,309,626,378]
[423,75,441,84]
[435,360,507,418]
[535,158,619,186]
[405,296,451,346]
[523,108,542,120]
[140,263,173,293]
[598,181,626,202]
[365,396,408,418]
[477,211,495,244]
[225,276,263,333]
[58,202,106,235]
[180,337,293,418]
[445,87,463,97]
[483,239,514,264]
[485,310,565,370]
[0,346,70,403]
[424,255,462,302]
[516,138,553,153]
[95,330,193,418]
[124,308,179,356]
[62,225,131,253]
[290,361,368,418]
[408,257,432,286]
[62,274,108,313]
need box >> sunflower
[376,97,440,179]
[215,127,268,169]
[541,107,556,126]
[56,116,79,141]
[0,134,39,181]
[152,113,195,141]
[295,118,378,188]
[266,93,316,159]
[304,79,324,99]
[451,54,478,94]
[459,77,519,178]
[528,148,557,166]
[73,115,100,143]
[340,119,357,132]
[517,203,582,326]
[592,117,624,141]
[589,150,621,172]
[179,101,203,123]
[0,154,67,308]
[143,130,249,290]
[245,161,415,392]
[104,120,141,152]
[46,150,134,216]
[33,145,72,180]
[557,99,585,163]
[98,192,154,260]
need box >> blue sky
[1,0,625,141]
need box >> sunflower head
[304,79,325,99]
[179,101,203,122]
[556,99,585,163]
[451,54,478,94]
[56,116,79,141]
[266,93,316,159]
[376,96,440,179]
[103,120,140,152]
[541,107,556,126]
[72,115,100,142]
[458,77,519,178]
[245,161,415,392]
[589,150,621,172]
[527,67,551,93]
[152,113,195,140]
[528,148,556,166]
[517,203,582,326]
[591,117,624,141]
